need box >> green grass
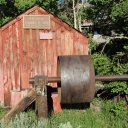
[0,99,128,128]
[0,107,8,119]
[50,109,106,128]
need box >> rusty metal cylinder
[57,55,95,104]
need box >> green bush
[0,17,11,26]
[91,52,128,96]
[112,62,128,75]
[105,81,128,95]
[91,53,112,75]
[102,100,128,120]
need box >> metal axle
[95,75,128,81]
[30,75,128,84]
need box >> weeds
[0,99,127,128]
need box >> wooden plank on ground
[1,89,37,122]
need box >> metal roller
[57,55,95,104]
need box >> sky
[58,0,64,4]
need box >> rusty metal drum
[57,55,95,104]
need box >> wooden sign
[23,15,51,29]
[40,32,53,40]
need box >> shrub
[91,53,112,75]
[105,81,128,95]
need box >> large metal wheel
[57,55,95,104]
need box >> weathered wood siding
[0,6,88,107]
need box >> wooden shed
[0,5,88,108]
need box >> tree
[85,0,128,36]
[58,0,89,31]
[0,0,18,25]
[0,0,59,26]
[111,0,128,35]
[58,0,74,26]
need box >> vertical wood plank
[55,24,62,56]
[32,29,37,76]
[49,36,55,77]
[52,21,57,77]
[27,28,33,88]
[10,25,15,92]
[64,31,69,55]
[47,39,52,76]
[0,30,4,106]
[15,22,21,91]
[11,24,16,91]
[29,28,33,80]
[44,39,48,76]
[17,21,23,90]
[73,30,78,55]
[19,20,24,89]
[3,28,11,106]
[82,35,88,54]
[78,34,84,55]
[50,21,57,87]
[60,29,65,55]
[69,32,74,55]
[38,30,44,75]
[53,44,57,78]
[21,28,29,89]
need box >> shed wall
[0,6,88,107]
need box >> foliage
[0,0,17,21]
[91,53,112,75]
[92,52,128,97]
[58,0,74,26]
[0,111,49,128]
[0,99,127,128]
[91,52,128,95]
[86,0,128,35]
[0,0,6,4]
[0,107,8,119]
[0,17,11,26]
[109,101,128,117]
[111,0,128,21]
[112,62,128,75]
[105,81,128,95]
[102,100,128,121]
[124,44,128,51]
[88,34,98,53]
[58,0,90,29]
[36,0,59,14]
[14,0,37,12]
[0,0,59,26]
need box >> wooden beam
[1,89,37,122]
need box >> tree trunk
[78,15,82,32]
[72,0,77,29]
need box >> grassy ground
[0,107,8,119]
[0,99,128,128]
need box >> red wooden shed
[0,5,88,108]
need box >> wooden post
[36,94,48,118]
[34,76,48,118]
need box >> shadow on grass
[61,102,90,109]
